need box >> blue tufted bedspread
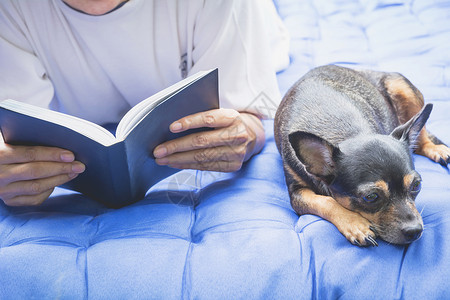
[1,0,450,299]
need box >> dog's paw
[335,212,378,247]
[417,143,450,167]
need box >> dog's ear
[289,131,340,182]
[390,103,432,149]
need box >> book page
[0,100,117,146]
[116,70,211,139]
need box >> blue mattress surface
[1,0,450,299]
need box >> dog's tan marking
[384,75,450,163]
[333,194,353,210]
[359,196,423,244]
[360,208,384,226]
[406,201,419,213]
[374,180,388,191]
[403,173,415,189]
[355,180,390,201]
[415,141,450,163]
[284,164,308,187]
[385,76,424,124]
[291,189,375,245]
[375,180,389,197]
[296,189,357,224]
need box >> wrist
[240,112,265,161]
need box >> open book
[0,69,219,207]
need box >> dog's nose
[402,224,423,242]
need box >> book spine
[104,141,133,207]
[123,136,178,202]
[59,141,131,207]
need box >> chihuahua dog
[274,65,450,246]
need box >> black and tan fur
[274,65,450,246]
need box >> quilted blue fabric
[1,0,450,299]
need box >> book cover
[0,69,219,207]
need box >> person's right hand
[0,143,85,206]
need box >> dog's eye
[411,180,422,193]
[363,193,379,203]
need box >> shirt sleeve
[188,0,283,119]
[0,0,54,108]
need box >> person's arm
[0,2,85,206]
[154,0,282,172]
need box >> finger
[0,173,79,204]
[3,189,54,207]
[0,161,85,184]
[0,144,75,164]
[156,145,246,166]
[154,124,250,158]
[169,108,240,133]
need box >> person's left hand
[153,108,265,172]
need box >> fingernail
[68,173,79,179]
[154,146,167,158]
[72,162,85,173]
[60,151,75,162]
[170,122,182,132]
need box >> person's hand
[0,143,85,206]
[153,108,265,172]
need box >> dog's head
[289,104,432,244]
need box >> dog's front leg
[290,187,378,247]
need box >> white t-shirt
[0,0,286,124]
